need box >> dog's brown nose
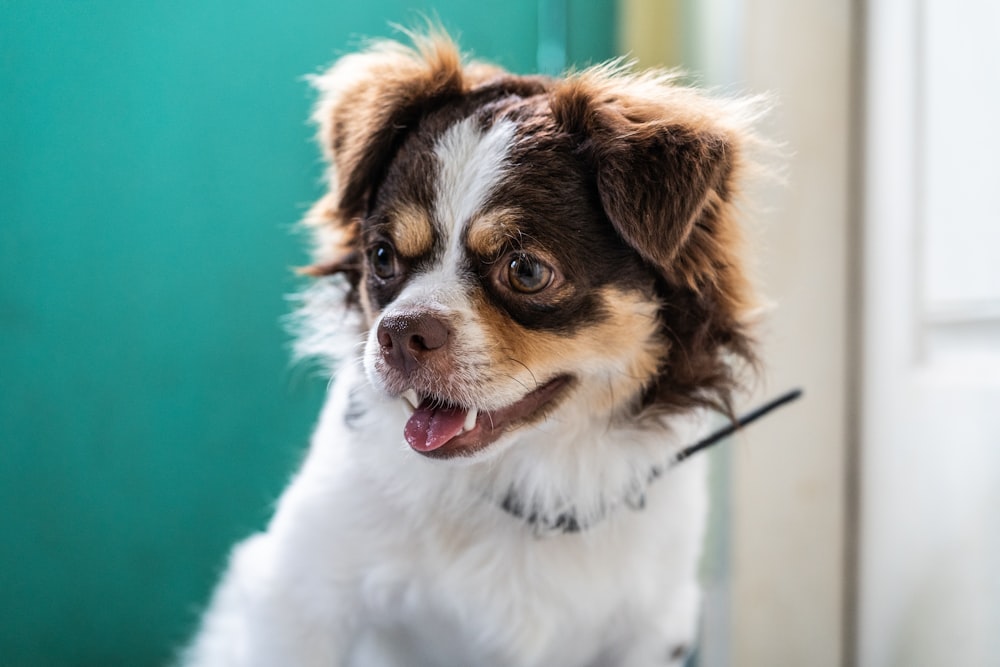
[377,312,450,376]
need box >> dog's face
[356,109,663,458]
[302,35,757,460]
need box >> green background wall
[0,2,615,664]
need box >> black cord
[673,388,804,463]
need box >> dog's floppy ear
[600,123,730,270]
[302,33,503,279]
[552,68,763,414]
[312,34,469,220]
[551,70,742,276]
[551,68,763,314]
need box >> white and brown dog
[184,32,762,667]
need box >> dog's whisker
[504,356,538,390]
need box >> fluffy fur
[183,32,762,667]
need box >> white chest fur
[183,361,710,667]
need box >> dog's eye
[369,242,398,280]
[505,253,553,294]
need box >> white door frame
[860,1,1000,665]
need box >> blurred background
[2,1,997,665]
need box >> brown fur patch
[470,286,664,415]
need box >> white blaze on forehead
[373,117,517,372]
[433,116,517,247]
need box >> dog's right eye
[369,242,398,280]
[506,254,552,294]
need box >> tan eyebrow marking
[389,204,434,258]
[466,209,521,258]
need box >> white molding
[924,299,1000,326]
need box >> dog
[183,31,761,667]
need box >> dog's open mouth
[399,375,572,458]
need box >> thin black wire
[672,388,804,464]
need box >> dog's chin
[382,374,574,460]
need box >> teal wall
[0,2,615,665]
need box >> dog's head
[301,33,759,460]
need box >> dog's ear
[603,124,730,270]
[301,33,507,280]
[550,69,762,309]
[311,34,474,220]
[300,34,462,279]
[551,71,741,276]
[551,69,762,414]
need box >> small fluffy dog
[184,32,761,667]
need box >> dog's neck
[322,359,704,537]
[498,387,805,535]
[476,399,705,536]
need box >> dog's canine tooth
[402,389,419,411]
[463,408,478,432]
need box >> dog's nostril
[407,321,447,352]
[377,326,394,350]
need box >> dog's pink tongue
[404,401,468,452]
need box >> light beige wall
[622,1,856,665]
[729,2,854,665]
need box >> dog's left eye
[504,253,554,294]
[369,242,398,280]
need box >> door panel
[860,1,1000,665]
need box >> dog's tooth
[402,389,419,411]
[463,408,478,432]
